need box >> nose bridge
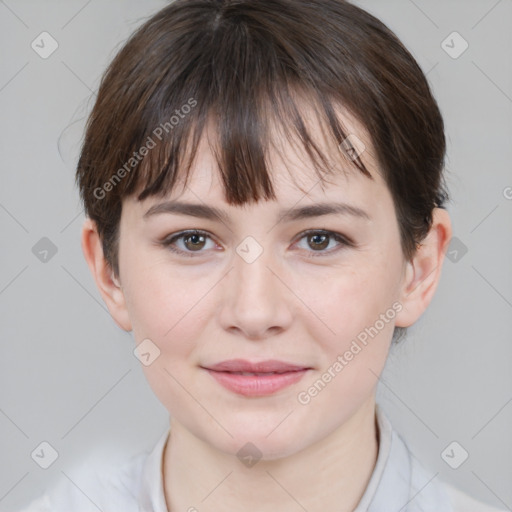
[234,236,274,296]
[220,235,292,338]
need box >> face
[115,110,409,459]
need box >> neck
[163,397,379,512]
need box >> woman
[20,0,507,510]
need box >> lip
[203,358,310,373]
[201,359,311,397]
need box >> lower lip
[204,369,309,397]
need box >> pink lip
[204,358,309,373]
[201,359,311,397]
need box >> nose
[218,243,293,340]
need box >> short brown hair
[76,0,448,282]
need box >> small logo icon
[441,32,469,59]
[445,236,468,263]
[441,441,469,469]
[31,31,59,59]
[236,442,262,468]
[133,338,161,366]
[32,237,58,263]
[31,441,59,469]
[236,236,264,264]
[339,134,366,161]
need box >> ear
[80,218,132,331]
[395,208,452,328]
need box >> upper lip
[202,359,310,373]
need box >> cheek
[123,259,218,412]
[120,238,211,340]
[316,266,400,337]
[294,265,399,421]
[301,247,403,372]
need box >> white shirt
[19,405,506,512]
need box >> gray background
[1,0,511,510]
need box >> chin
[212,422,310,462]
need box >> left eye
[294,230,353,257]
[160,229,353,258]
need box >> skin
[82,107,452,512]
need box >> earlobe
[81,218,132,332]
[395,208,452,328]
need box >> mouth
[200,359,312,397]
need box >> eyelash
[160,229,354,258]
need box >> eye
[161,230,217,257]
[294,230,354,257]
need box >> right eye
[161,230,219,257]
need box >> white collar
[137,404,453,511]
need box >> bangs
[133,83,372,205]
[96,1,373,207]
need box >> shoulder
[18,451,147,512]
[18,493,51,512]
[385,419,506,512]
[442,481,509,512]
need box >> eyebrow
[143,200,371,223]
